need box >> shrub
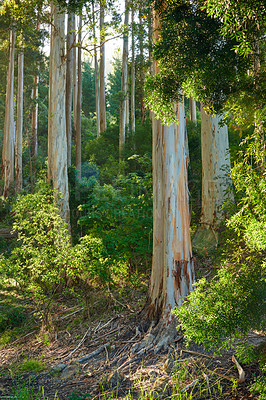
[0,182,72,328]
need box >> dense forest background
[0,0,265,398]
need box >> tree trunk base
[132,318,181,355]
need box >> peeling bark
[48,4,70,224]
[2,28,16,197]
[149,99,194,323]
[200,106,233,227]
[149,9,194,327]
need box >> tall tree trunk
[93,2,100,137]
[148,11,194,348]
[2,28,16,197]
[149,98,194,323]
[75,15,82,179]
[200,107,233,226]
[131,8,135,133]
[31,74,39,158]
[99,1,106,133]
[193,107,233,253]
[72,15,77,136]
[66,13,74,167]
[119,0,129,158]
[31,20,40,158]
[15,40,24,194]
[189,97,197,124]
[48,4,70,224]
[139,6,145,123]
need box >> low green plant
[249,365,266,400]
[19,359,45,373]
[13,384,58,400]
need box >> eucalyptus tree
[2,28,16,197]
[66,13,74,167]
[131,7,135,133]
[48,2,70,223]
[143,10,195,351]
[15,36,24,194]
[99,0,106,133]
[119,0,129,158]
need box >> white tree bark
[15,42,24,194]
[131,8,135,133]
[72,15,77,136]
[2,28,16,197]
[200,107,233,226]
[66,13,74,167]
[189,97,197,124]
[75,15,82,179]
[119,0,129,158]
[99,1,106,133]
[93,2,100,138]
[149,99,194,323]
[48,4,70,223]
[31,74,39,158]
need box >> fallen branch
[182,349,214,359]
[78,343,110,364]
[62,328,90,362]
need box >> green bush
[176,131,266,352]
[0,182,72,328]
[0,304,26,332]
[79,170,153,272]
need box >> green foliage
[82,60,96,118]
[107,53,122,124]
[19,359,45,373]
[249,365,266,400]
[79,170,153,271]
[177,131,266,351]
[13,384,58,400]
[0,304,26,333]
[176,257,265,351]
[0,182,72,327]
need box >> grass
[13,385,58,400]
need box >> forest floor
[0,256,265,400]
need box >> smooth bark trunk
[119,0,129,158]
[189,97,197,124]
[99,2,106,132]
[139,7,145,123]
[131,8,135,133]
[72,15,77,135]
[93,3,100,138]
[66,13,74,167]
[2,28,16,197]
[48,4,70,223]
[31,20,40,158]
[31,74,39,158]
[200,107,233,227]
[15,43,24,194]
[75,15,82,179]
